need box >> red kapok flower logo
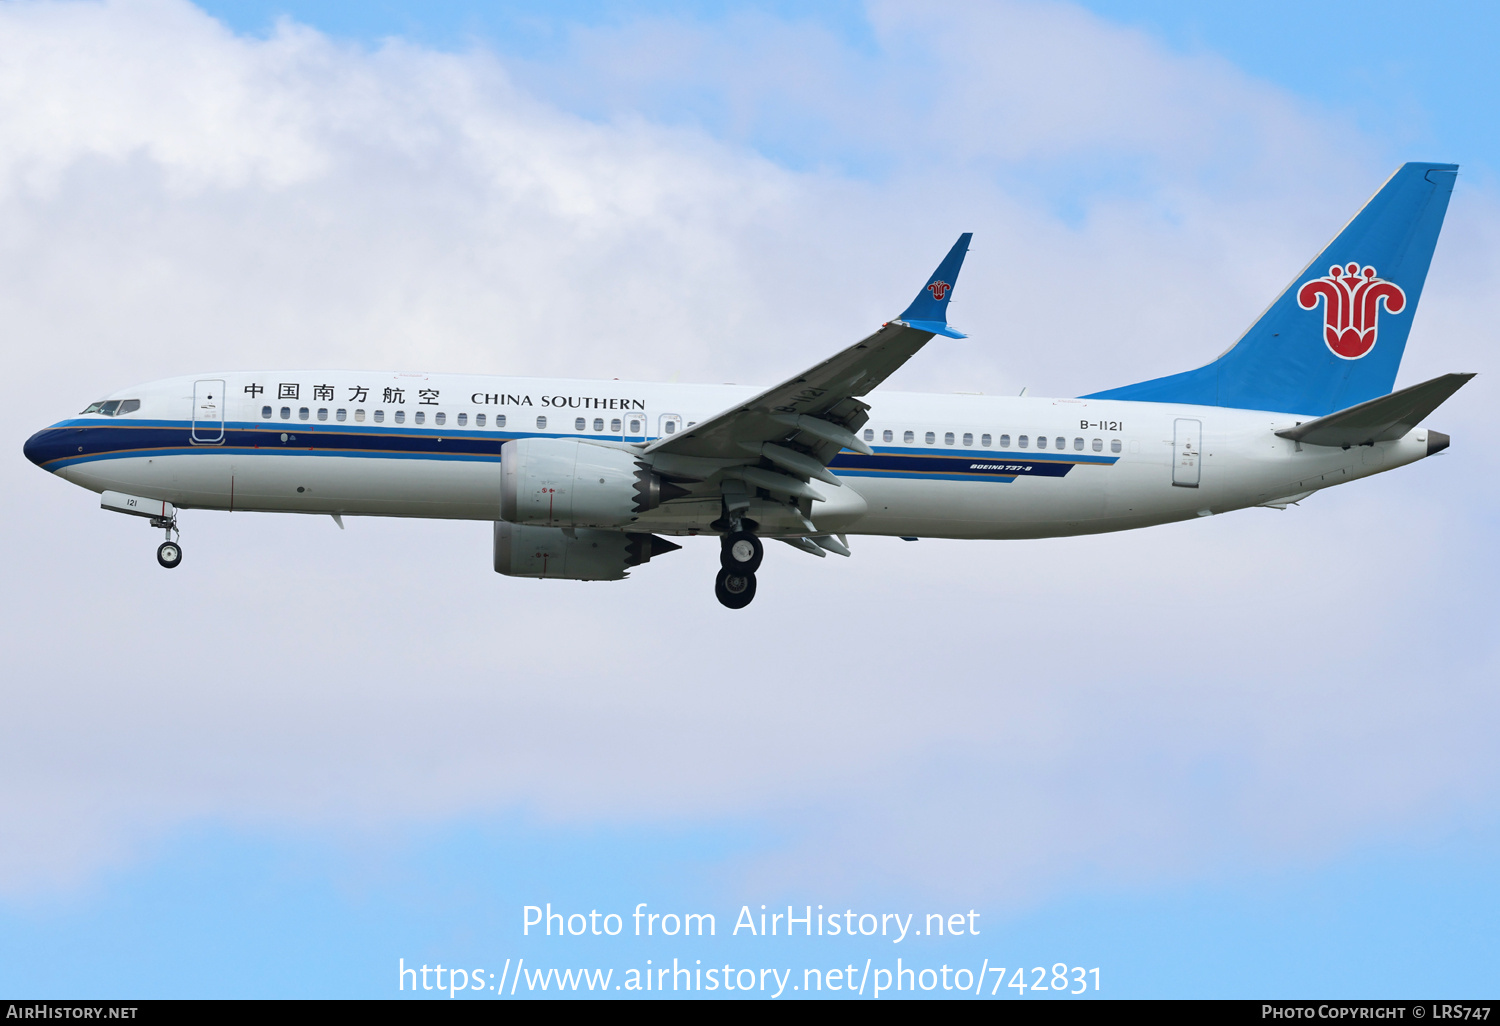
[1296,262,1406,360]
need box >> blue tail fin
[1085,163,1457,415]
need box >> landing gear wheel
[720,530,763,573]
[156,541,182,569]
[715,568,757,609]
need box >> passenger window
[883,429,893,442]
[1092,438,1102,452]
[981,433,992,447]
[593,418,604,432]
[435,412,446,426]
[414,411,425,425]
[395,410,405,424]
[475,413,486,427]
[261,406,272,419]
[317,408,328,421]
[998,434,1009,448]
[496,415,506,428]
[280,407,291,420]
[1073,437,1083,451]
[944,432,955,445]
[611,418,621,432]
[864,429,875,441]
[1111,439,1122,453]
[962,432,973,446]
[298,407,309,421]
[1055,436,1065,449]
[903,430,914,443]
[1018,434,1028,448]
[664,420,676,434]
[925,431,936,444]
[575,417,586,431]
[456,412,466,426]
[354,409,365,422]
[336,409,347,422]
[536,416,547,430]
[1036,435,1046,449]
[628,417,642,434]
[373,410,384,423]
[119,399,140,414]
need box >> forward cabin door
[1172,418,1201,487]
[192,379,226,444]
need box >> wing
[646,233,973,473]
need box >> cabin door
[192,379,226,444]
[1172,418,1201,488]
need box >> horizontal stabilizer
[1275,372,1474,447]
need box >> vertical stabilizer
[1086,163,1457,415]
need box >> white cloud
[0,0,1495,902]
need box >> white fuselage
[32,370,1432,540]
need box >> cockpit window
[82,399,141,416]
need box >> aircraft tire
[157,541,182,569]
[715,568,756,609]
[720,530,763,573]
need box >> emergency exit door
[1172,418,1201,487]
[192,379,225,444]
[623,411,648,442]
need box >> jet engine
[493,522,681,581]
[500,437,688,528]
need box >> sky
[1,0,1497,1000]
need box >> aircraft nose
[24,427,66,470]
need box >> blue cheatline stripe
[837,471,1020,484]
[841,444,1118,465]
[28,421,1120,483]
[829,446,1116,482]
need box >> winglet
[897,232,972,338]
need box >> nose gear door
[192,379,226,444]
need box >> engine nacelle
[493,523,681,581]
[500,437,685,528]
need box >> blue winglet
[897,232,972,338]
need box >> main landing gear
[715,528,763,609]
[152,514,182,569]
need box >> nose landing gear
[715,527,762,608]
[151,514,182,569]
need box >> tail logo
[1297,263,1407,360]
[926,280,952,301]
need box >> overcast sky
[2,0,1496,998]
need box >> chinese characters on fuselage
[241,384,647,412]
